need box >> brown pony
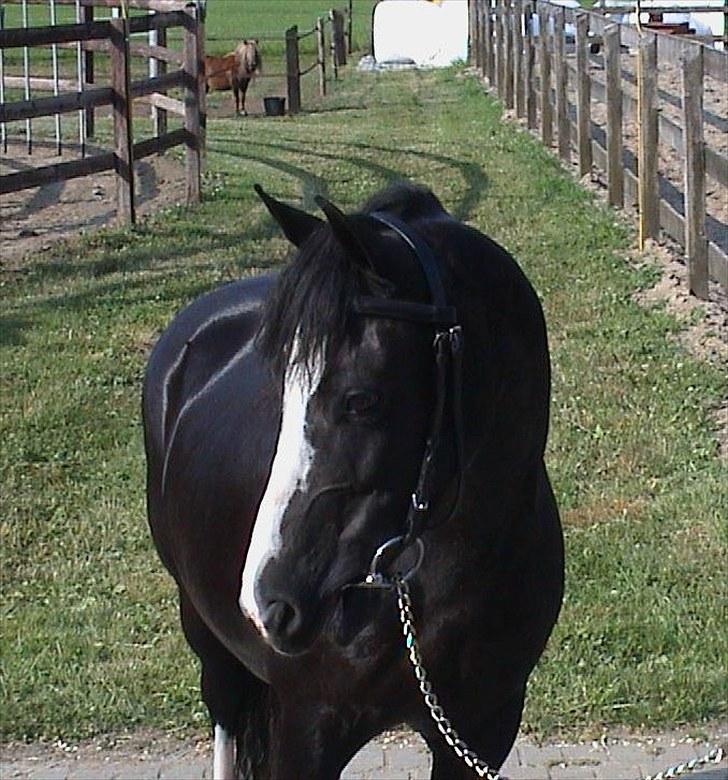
[204,39,261,115]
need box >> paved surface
[1,728,726,779]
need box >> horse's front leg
[233,83,240,115]
[262,704,353,780]
[179,592,268,780]
[239,79,250,116]
[213,724,235,779]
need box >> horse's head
[236,39,261,76]
[239,186,454,655]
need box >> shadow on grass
[13,129,489,333]
[207,143,331,211]
[29,213,280,283]
[348,140,489,222]
[222,136,490,222]
[31,273,216,321]
[0,315,33,347]
[212,143,403,204]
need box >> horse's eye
[343,390,380,419]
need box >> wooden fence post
[496,0,505,97]
[483,0,491,79]
[467,0,478,65]
[329,17,338,79]
[477,0,485,73]
[0,4,5,154]
[155,24,168,145]
[347,0,353,54]
[682,45,708,299]
[604,24,623,207]
[539,4,552,146]
[470,0,478,70]
[110,16,134,225]
[470,0,483,74]
[637,33,658,241]
[525,1,536,128]
[286,26,302,113]
[504,0,514,108]
[83,4,94,138]
[554,7,569,162]
[514,0,525,117]
[183,5,201,204]
[575,11,591,175]
[485,0,495,85]
[317,17,327,97]
[331,9,346,67]
[471,0,480,70]
[196,1,206,164]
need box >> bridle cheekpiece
[351,212,465,589]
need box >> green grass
[1,65,726,744]
[204,0,376,54]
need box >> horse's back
[204,53,236,91]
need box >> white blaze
[239,355,323,637]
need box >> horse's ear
[314,196,378,274]
[254,185,323,247]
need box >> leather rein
[350,212,465,589]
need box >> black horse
[142,183,564,779]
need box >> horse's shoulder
[152,273,271,357]
[143,274,276,450]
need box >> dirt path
[0,140,187,268]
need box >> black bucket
[264,97,286,117]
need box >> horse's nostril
[262,599,303,641]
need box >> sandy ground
[1,138,187,268]
[585,50,728,230]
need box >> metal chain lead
[393,576,725,780]
[394,576,502,780]
[644,747,724,780]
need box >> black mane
[256,183,447,378]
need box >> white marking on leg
[239,350,323,639]
[213,724,235,780]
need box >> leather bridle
[351,212,465,589]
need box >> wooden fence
[285,7,347,113]
[593,2,728,48]
[468,0,728,298]
[0,0,205,226]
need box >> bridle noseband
[351,212,465,589]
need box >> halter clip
[358,536,425,589]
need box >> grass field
[1,61,726,743]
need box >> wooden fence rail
[469,0,728,297]
[593,2,728,47]
[0,0,204,225]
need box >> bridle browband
[352,212,465,588]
